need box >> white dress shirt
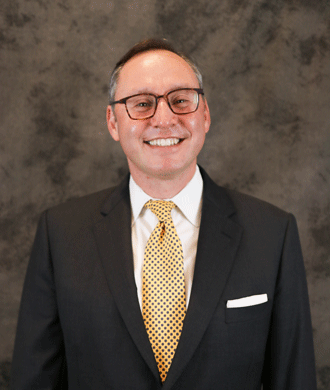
[130,166,203,310]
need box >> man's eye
[136,101,152,107]
[171,96,190,106]
[130,98,154,112]
[173,98,187,104]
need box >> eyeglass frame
[109,88,204,120]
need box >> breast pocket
[225,301,270,323]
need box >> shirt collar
[129,165,203,227]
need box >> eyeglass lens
[126,89,199,119]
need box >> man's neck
[129,165,197,199]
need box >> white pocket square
[226,293,268,308]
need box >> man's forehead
[116,49,199,96]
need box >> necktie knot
[145,200,176,222]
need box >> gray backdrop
[1,0,329,388]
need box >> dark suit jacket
[11,167,317,389]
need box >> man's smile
[145,138,183,146]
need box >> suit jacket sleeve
[262,214,316,389]
[11,210,67,390]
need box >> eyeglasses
[109,88,204,120]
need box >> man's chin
[128,157,196,182]
[146,162,195,181]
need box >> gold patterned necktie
[142,200,186,383]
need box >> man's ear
[203,99,211,134]
[106,105,119,141]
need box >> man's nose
[150,97,177,126]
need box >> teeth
[148,138,180,146]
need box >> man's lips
[144,138,183,146]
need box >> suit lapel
[163,168,243,390]
[91,176,160,381]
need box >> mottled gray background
[0,0,329,388]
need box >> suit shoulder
[200,166,292,224]
[218,188,300,247]
[44,186,116,228]
[223,187,292,225]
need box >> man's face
[107,50,211,183]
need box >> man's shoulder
[44,186,118,230]
[201,167,291,223]
[220,186,293,234]
[225,187,289,218]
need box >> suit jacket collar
[93,167,243,388]
[99,166,236,218]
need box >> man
[11,38,317,389]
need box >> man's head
[106,39,211,188]
[108,38,204,104]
